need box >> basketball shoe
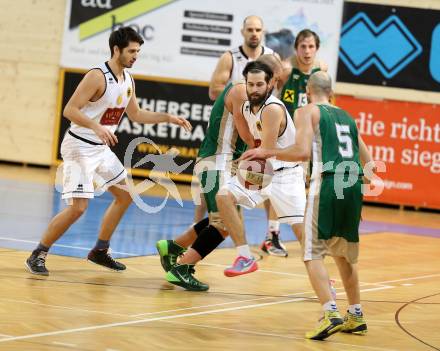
[25,250,49,276]
[166,264,209,291]
[305,310,344,340]
[224,256,258,277]
[341,312,368,334]
[87,248,126,271]
[156,239,186,272]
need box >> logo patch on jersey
[283,89,294,103]
[256,120,262,132]
[100,107,125,126]
[293,74,300,79]
[127,87,132,98]
[116,95,123,105]
[109,77,114,84]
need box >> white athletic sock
[268,220,280,233]
[322,300,338,312]
[348,304,362,315]
[237,245,252,259]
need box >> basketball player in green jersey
[155,81,251,291]
[242,71,373,340]
[155,78,252,291]
[279,29,327,114]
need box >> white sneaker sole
[86,259,125,273]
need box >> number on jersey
[297,93,308,107]
[335,123,353,158]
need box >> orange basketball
[237,158,274,190]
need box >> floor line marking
[131,289,318,317]
[0,237,138,256]
[160,320,399,351]
[0,285,395,343]
[0,298,132,318]
[344,286,394,294]
[372,273,440,285]
[200,262,310,278]
[0,297,307,343]
[197,262,391,287]
[2,243,435,286]
[131,286,393,317]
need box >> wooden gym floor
[0,163,439,351]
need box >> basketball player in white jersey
[191,16,274,231]
[209,16,274,101]
[25,27,191,276]
[216,61,306,276]
[209,16,289,257]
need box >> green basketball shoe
[156,240,186,272]
[166,264,209,291]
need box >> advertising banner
[336,95,440,209]
[337,2,440,92]
[61,0,343,81]
[54,70,211,181]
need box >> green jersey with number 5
[280,61,321,116]
[315,104,362,175]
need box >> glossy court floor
[0,164,439,351]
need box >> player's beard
[248,89,269,108]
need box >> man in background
[209,15,274,100]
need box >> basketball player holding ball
[216,60,306,276]
[155,54,281,291]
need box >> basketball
[237,158,274,190]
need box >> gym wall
[0,0,66,165]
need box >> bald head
[307,71,332,97]
[242,15,263,28]
[256,54,282,79]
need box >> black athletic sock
[93,239,110,251]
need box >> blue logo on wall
[339,13,422,79]
[430,24,440,83]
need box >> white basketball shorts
[219,166,306,224]
[60,132,127,202]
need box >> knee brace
[191,225,225,259]
[193,217,209,236]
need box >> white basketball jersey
[242,94,298,170]
[229,46,274,83]
[69,62,134,143]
